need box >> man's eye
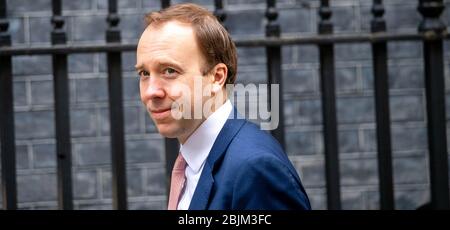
[138,70,150,78]
[163,68,178,77]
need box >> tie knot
[173,153,187,171]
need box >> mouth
[149,108,172,120]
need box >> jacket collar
[180,100,232,173]
[188,108,246,210]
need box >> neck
[177,92,228,144]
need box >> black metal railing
[50,0,73,210]
[418,0,450,210]
[371,0,394,210]
[106,0,127,211]
[0,0,449,210]
[0,0,16,210]
[318,0,341,210]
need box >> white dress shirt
[177,100,232,210]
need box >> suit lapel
[188,162,214,210]
[188,109,246,210]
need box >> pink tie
[167,153,187,210]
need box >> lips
[149,107,172,120]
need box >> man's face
[136,21,212,143]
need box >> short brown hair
[145,3,237,84]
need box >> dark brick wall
[1,0,450,210]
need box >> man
[136,3,310,210]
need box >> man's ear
[211,63,228,94]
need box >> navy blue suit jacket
[188,110,311,210]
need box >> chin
[155,123,181,139]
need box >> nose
[142,77,166,101]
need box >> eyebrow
[134,60,183,72]
[157,61,183,71]
[135,63,143,71]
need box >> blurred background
[1,0,450,210]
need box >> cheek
[202,78,214,95]
[167,82,188,99]
[139,81,146,101]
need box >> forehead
[140,21,196,45]
[136,21,201,65]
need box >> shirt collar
[180,100,232,173]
